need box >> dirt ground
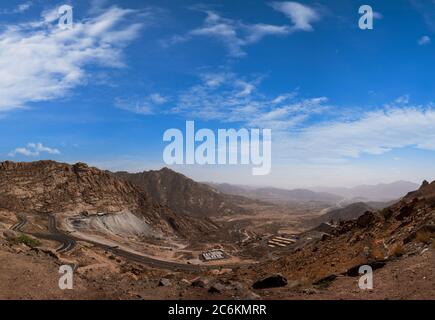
[257,247,434,300]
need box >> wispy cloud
[0,6,145,112]
[8,143,60,157]
[133,70,435,165]
[410,0,435,32]
[88,0,110,14]
[418,35,431,46]
[117,70,330,131]
[278,103,435,161]
[115,93,168,115]
[0,1,33,14]
[270,1,321,32]
[163,72,329,131]
[164,9,293,57]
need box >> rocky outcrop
[356,211,377,228]
[252,274,288,289]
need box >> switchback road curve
[12,214,204,272]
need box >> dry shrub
[370,240,387,260]
[390,243,405,257]
[416,230,433,245]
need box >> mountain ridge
[208,183,343,204]
[114,167,249,217]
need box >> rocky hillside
[245,180,434,286]
[115,168,247,217]
[0,161,219,239]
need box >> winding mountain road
[11,215,27,232]
[11,214,204,272]
[10,214,76,253]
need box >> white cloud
[279,105,435,161]
[270,1,321,31]
[88,0,110,14]
[17,2,32,13]
[159,73,435,165]
[115,93,168,115]
[8,143,61,157]
[149,93,168,104]
[168,72,329,130]
[418,35,431,46]
[0,6,144,112]
[165,10,292,57]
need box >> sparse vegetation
[416,230,433,245]
[9,234,41,248]
[371,244,386,260]
[391,243,405,257]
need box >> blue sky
[1,0,435,187]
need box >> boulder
[396,205,414,221]
[3,230,18,240]
[158,278,172,287]
[191,278,209,288]
[252,274,287,289]
[357,211,376,228]
[244,291,261,300]
[208,283,227,294]
[179,279,191,286]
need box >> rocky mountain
[0,161,219,239]
[115,168,248,217]
[209,183,343,204]
[311,181,419,201]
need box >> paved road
[85,239,204,272]
[12,214,204,272]
[11,214,76,253]
[11,215,27,232]
[46,214,76,253]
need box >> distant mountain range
[311,181,419,202]
[208,183,342,204]
[208,180,419,205]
